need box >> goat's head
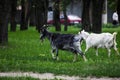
[40,25,48,42]
[79,29,89,40]
[79,29,85,35]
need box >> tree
[0,0,11,44]
[34,0,48,32]
[53,0,61,31]
[91,0,105,33]
[44,0,49,24]
[108,0,117,10]
[25,0,32,28]
[61,0,71,31]
[10,0,17,32]
[20,0,28,30]
[20,0,33,30]
[81,0,105,33]
[81,0,91,32]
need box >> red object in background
[47,12,81,25]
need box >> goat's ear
[40,25,44,30]
[80,29,83,32]
[42,25,46,29]
[82,29,85,32]
[43,24,49,29]
[80,29,84,33]
[40,24,48,30]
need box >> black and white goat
[40,25,87,62]
[79,30,119,57]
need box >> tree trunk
[44,0,49,24]
[63,9,68,31]
[82,0,91,31]
[25,0,33,27]
[35,7,43,32]
[10,0,17,32]
[91,0,104,33]
[117,0,120,24]
[20,0,28,30]
[0,0,11,44]
[53,0,61,31]
[35,0,48,32]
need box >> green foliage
[108,0,117,11]
[0,26,120,77]
[102,23,119,28]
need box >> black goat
[40,26,87,62]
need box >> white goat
[79,30,119,57]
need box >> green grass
[0,26,120,77]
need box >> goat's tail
[113,32,117,45]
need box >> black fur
[40,26,86,61]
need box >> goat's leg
[107,48,111,57]
[82,55,87,62]
[113,45,119,55]
[79,42,83,52]
[95,47,99,56]
[73,42,82,55]
[55,48,59,60]
[73,42,87,61]
[51,49,56,59]
[73,53,77,62]
[75,46,87,62]
[78,51,87,62]
[84,45,90,54]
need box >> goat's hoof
[83,56,87,62]
[52,57,56,60]
[52,56,56,59]
[83,57,87,62]
[84,59,87,62]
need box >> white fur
[79,30,119,57]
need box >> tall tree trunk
[29,6,36,26]
[10,0,17,32]
[53,0,61,31]
[70,0,74,14]
[35,0,48,32]
[63,9,68,31]
[35,8,43,32]
[44,0,49,24]
[25,0,32,27]
[117,0,120,24]
[0,0,11,44]
[91,0,104,33]
[20,0,28,30]
[82,0,91,31]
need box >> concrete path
[0,72,120,80]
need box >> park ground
[0,25,120,79]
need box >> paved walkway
[0,72,120,80]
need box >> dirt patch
[0,72,120,80]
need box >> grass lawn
[0,25,120,77]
